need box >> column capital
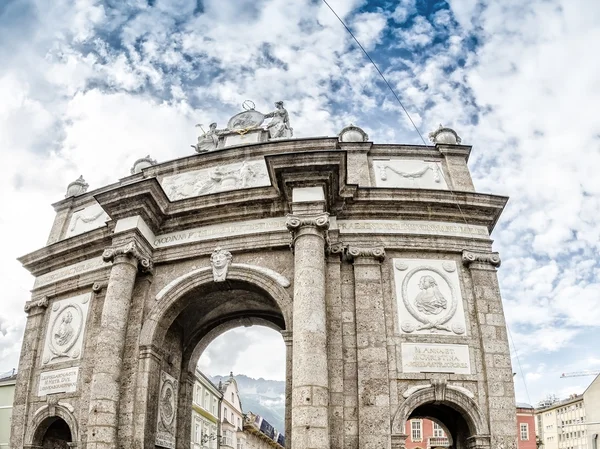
[346,245,385,263]
[286,212,330,232]
[462,250,501,270]
[23,296,49,315]
[103,239,153,272]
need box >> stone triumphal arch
[11,112,517,449]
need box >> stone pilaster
[10,298,49,449]
[281,330,293,449]
[176,372,195,449]
[86,238,153,449]
[462,250,516,443]
[347,246,391,449]
[286,211,330,449]
[132,345,162,448]
[437,145,475,191]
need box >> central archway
[136,264,293,449]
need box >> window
[223,430,232,447]
[224,407,228,419]
[520,423,529,440]
[194,420,201,444]
[411,420,422,441]
[231,412,234,422]
[232,392,235,402]
[237,439,243,449]
[433,422,445,438]
[204,391,210,409]
[213,398,218,416]
[238,417,241,429]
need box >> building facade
[534,375,600,449]
[244,412,285,449]
[10,106,516,449]
[403,418,450,449]
[220,374,245,449]
[0,373,17,448]
[516,403,535,449]
[192,370,221,449]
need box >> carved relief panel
[64,202,110,239]
[160,158,270,201]
[156,371,178,449]
[372,159,448,189]
[393,259,467,335]
[41,292,91,366]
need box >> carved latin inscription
[41,293,91,365]
[156,371,178,449]
[393,259,467,335]
[401,343,471,374]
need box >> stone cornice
[94,177,169,234]
[103,240,154,273]
[346,245,386,262]
[436,144,473,162]
[462,250,501,269]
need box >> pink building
[403,419,450,449]
[516,403,536,449]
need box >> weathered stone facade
[11,133,516,449]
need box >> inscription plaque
[38,367,79,395]
[401,343,471,374]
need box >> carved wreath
[159,374,177,434]
[401,266,458,333]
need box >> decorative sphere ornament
[338,124,369,143]
[65,175,89,198]
[131,155,158,174]
[428,124,462,145]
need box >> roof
[516,402,534,409]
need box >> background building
[403,418,450,449]
[0,372,17,448]
[192,369,221,449]
[516,403,535,449]
[244,412,285,449]
[535,376,600,449]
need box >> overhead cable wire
[321,0,428,146]
[321,0,472,228]
[507,324,533,406]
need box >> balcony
[428,437,451,448]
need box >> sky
[0,0,599,405]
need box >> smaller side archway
[392,383,490,449]
[25,402,78,448]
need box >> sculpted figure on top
[192,122,227,153]
[192,100,293,151]
[264,101,293,139]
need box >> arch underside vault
[136,262,292,449]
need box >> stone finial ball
[428,124,462,145]
[65,175,89,198]
[131,155,158,174]
[338,124,369,143]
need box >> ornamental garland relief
[41,293,91,365]
[156,371,178,449]
[373,159,448,190]
[393,259,467,335]
[64,202,110,239]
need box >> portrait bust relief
[393,258,467,335]
[41,292,91,366]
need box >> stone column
[176,371,195,449]
[286,211,330,449]
[10,297,49,449]
[281,330,293,449]
[462,250,516,445]
[86,238,153,449]
[347,246,391,449]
